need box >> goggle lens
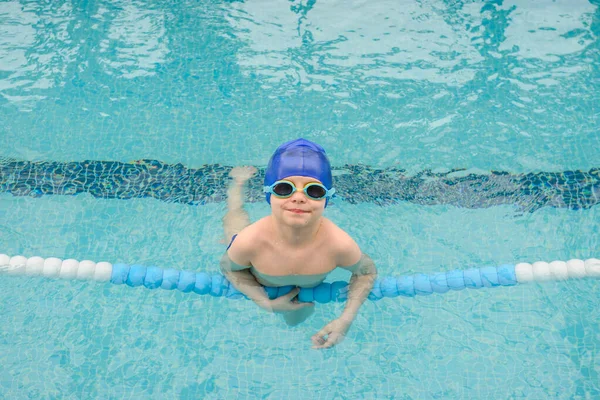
[306,184,326,199]
[273,182,294,197]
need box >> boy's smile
[286,208,310,214]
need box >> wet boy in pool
[220,138,377,349]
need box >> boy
[220,138,377,349]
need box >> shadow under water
[1,159,599,212]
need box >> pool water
[1,0,599,398]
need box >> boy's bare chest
[252,244,336,276]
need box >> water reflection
[96,0,169,78]
[0,0,595,106]
[0,0,170,109]
[0,0,597,170]
[499,0,596,62]
[226,0,485,88]
[0,1,76,109]
[225,0,596,89]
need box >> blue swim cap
[264,138,334,206]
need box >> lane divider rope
[1,254,598,303]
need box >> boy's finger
[311,338,327,349]
[311,335,325,346]
[311,328,329,345]
[285,288,301,299]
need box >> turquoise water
[1,0,599,398]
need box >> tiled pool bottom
[1,0,599,397]
[0,265,597,399]
[0,192,598,398]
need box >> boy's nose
[290,191,307,202]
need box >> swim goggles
[263,180,335,201]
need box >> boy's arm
[220,234,272,310]
[312,235,377,349]
[338,252,378,323]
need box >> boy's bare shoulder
[230,217,271,248]
[321,218,354,243]
[320,219,362,266]
[227,219,269,266]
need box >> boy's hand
[258,288,315,314]
[311,318,352,349]
[229,166,257,185]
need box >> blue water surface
[1,0,599,398]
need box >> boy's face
[270,175,326,228]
